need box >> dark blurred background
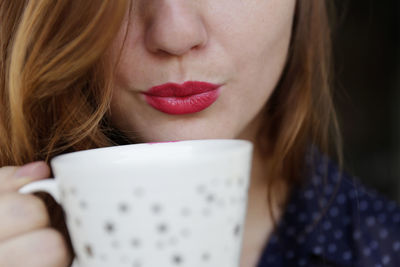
[332,0,400,202]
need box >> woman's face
[109,0,296,142]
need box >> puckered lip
[143,81,221,97]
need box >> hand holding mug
[0,162,72,267]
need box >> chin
[114,111,243,143]
[137,130,237,143]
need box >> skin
[109,0,296,143]
[0,162,71,267]
[110,1,295,266]
[0,0,296,266]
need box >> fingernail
[14,161,47,178]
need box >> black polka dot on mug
[105,221,115,234]
[131,238,141,248]
[118,203,130,213]
[172,254,183,265]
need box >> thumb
[14,161,51,179]
[0,161,51,193]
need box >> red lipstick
[142,81,221,115]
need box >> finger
[0,193,50,241]
[13,161,51,179]
[0,166,18,179]
[0,166,18,185]
[0,228,71,267]
[0,162,51,193]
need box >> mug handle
[19,180,79,267]
[19,179,59,201]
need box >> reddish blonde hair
[0,0,128,165]
[261,1,341,190]
[0,1,341,198]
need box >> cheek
[211,0,295,69]
[218,3,294,135]
[224,20,293,109]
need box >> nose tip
[145,23,207,56]
[144,4,208,56]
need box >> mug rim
[51,139,253,166]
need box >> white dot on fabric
[305,225,313,234]
[328,244,337,253]
[285,250,295,259]
[379,229,388,239]
[357,188,365,197]
[392,241,400,251]
[366,216,376,227]
[298,213,307,222]
[342,216,351,226]
[353,230,361,240]
[382,255,391,265]
[359,200,369,211]
[297,235,306,244]
[387,201,397,212]
[269,235,278,244]
[333,173,340,182]
[317,234,326,243]
[312,212,320,221]
[266,255,275,263]
[286,227,296,236]
[323,221,332,230]
[363,247,371,256]
[317,163,327,174]
[378,213,387,224]
[393,213,400,223]
[304,190,315,199]
[324,184,334,195]
[334,230,343,239]
[343,251,352,261]
[312,175,322,185]
[337,193,347,204]
[298,258,307,266]
[329,206,339,217]
[370,241,379,250]
[348,189,357,199]
[313,246,323,255]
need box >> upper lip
[144,81,221,97]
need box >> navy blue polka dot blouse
[256,149,400,267]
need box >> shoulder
[302,150,400,266]
[257,149,400,267]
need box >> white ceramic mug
[20,139,253,267]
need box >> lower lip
[143,88,220,115]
